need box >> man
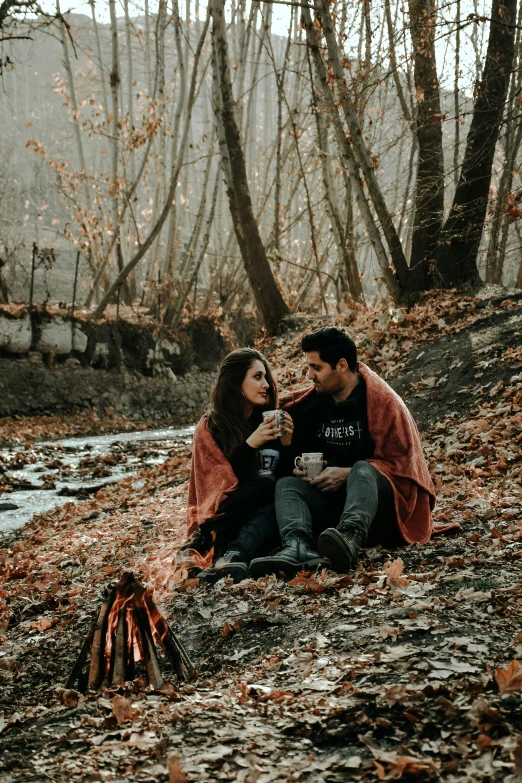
[249,326,436,577]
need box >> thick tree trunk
[434,0,516,287]
[408,0,444,292]
[210,0,290,334]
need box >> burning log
[66,573,195,692]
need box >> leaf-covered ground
[1,291,522,782]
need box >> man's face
[305,351,344,395]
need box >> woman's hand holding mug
[247,410,294,449]
[247,414,281,448]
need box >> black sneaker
[249,536,328,580]
[198,551,248,584]
[317,527,363,572]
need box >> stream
[0,425,195,535]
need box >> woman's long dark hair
[207,348,278,459]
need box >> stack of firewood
[66,572,194,691]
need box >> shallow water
[0,425,195,535]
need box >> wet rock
[0,502,19,512]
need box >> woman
[180,348,293,583]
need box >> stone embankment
[0,308,227,420]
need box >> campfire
[66,572,195,691]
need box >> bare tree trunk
[163,0,186,277]
[178,154,215,282]
[274,9,293,251]
[141,0,169,305]
[264,11,327,311]
[434,0,517,287]
[123,0,137,299]
[210,0,290,334]
[317,0,409,291]
[384,0,414,127]
[453,0,461,188]
[407,0,444,292]
[471,0,483,83]
[88,0,110,126]
[108,0,130,303]
[164,167,220,327]
[485,0,522,283]
[124,0,136,183]
[56,1,98,276]
[245,2,265,196]
[302,3,402,302]
[516,224,522,286]
[144,0,152,94]
[307,47,363,303]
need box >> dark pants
[199,478,280,563]
[275,461,403,549]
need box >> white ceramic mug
[262,409,284,436]
[294,452,324,479]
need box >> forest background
[1,0,522,334]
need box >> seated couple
[181,326,438,583]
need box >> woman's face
[241,360,270,407]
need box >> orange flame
[104,587,133,673]
[102,574,177,677]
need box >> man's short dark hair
[301,326,357,371]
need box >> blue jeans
[275,461,402,548]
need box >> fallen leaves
[56,687,79,708]
[495,659,522,694]
[220,620,245,638]
[111,694,134,725]
[385,557,408,588]
[373,753,439,780]
[287,568,353,592]
[30,618,53,632]
[168,755,187,783]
